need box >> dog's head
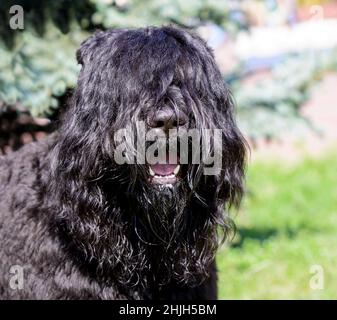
[50,26,247,293]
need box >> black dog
[0,26,246,299]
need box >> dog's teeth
[149,167,155,176]
[173,165,180,175]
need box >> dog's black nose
[148,107,188,130]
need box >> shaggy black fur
[0,26,246,300]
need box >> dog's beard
[133,181,188,246]
[121,176,218,288]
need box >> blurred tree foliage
[0,0,245,118]
[233,50,337,141]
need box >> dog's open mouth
[148,163,181,185]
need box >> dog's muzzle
[146,106,187,186]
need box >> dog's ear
[76,30,105,66]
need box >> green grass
[217,153,337,299]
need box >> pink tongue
[151,163,176,176]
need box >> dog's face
[74,26,244,199]
[51,27,246,290]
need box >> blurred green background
[1,0,336,299]
[218,153,337,299]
